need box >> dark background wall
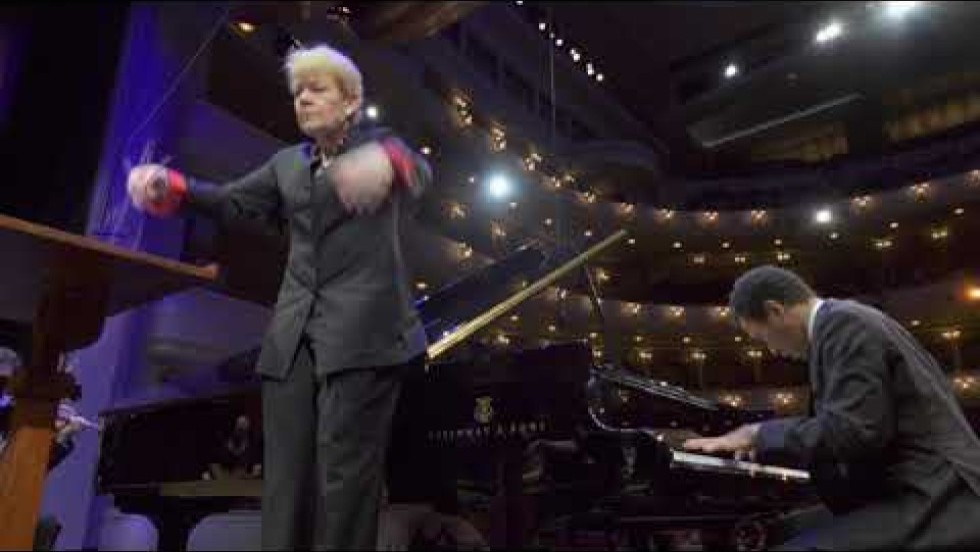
[0,2,128,232]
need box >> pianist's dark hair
[729,265,815,322]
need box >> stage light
[852,195,872,209]
[724,63,740,79]
[910,182,931,199]
[815,20,844,44]
[814,208,833,225]
[570,48,581,62]
[490,126,507,151]
[486,174,513,200]
[967,287,980,301]
[235,22,256,33]
[365,105,380,120]
[943,329,961,341]
[596,73,604,82]
[883,1,921,20]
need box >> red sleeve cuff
[167,168,188,198]
[147,168,186,216]
[380,138,414,189]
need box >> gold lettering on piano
[474,396,494,424]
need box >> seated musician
[0,349,87,551]
[0,350,83,469]
[684,266,980,550]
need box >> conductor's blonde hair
[284,44,363,102]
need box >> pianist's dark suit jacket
[181,123,430,378]
[757,299,980,549]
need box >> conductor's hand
[329,142,394,215]
[126,163,174,216]
[682,423,761,462]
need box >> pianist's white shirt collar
[807,298,825,342]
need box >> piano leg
[488,445,529,549]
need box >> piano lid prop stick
[427,229,628,360]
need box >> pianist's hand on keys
[647,428,704,451]
[681,422,761,462]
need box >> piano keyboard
[670,450,810,483]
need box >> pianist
[126,44,431,550]
[684,265,980,549]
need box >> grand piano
[96,231,818,550]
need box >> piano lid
[416,240,574,345]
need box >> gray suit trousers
[260,336,415,550]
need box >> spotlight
[814,208,833,225]
[596,73,604,82]
[235,21,256,33]
[538,21,547,31]
[570,48,581,62]
[586,63,595,76]
[365,105,380,120]
[815,20,844,44]
[486,173,513,200]
[883,1,921,19]
[723,63,740,79]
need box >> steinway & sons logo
[474,396,494,424]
